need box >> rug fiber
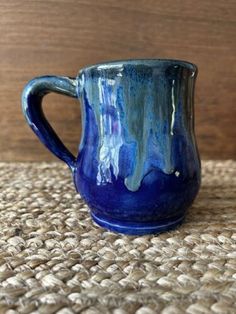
[0,161,235,314]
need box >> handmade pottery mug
[22,59,201,235]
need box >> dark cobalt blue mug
[22,59,201,235]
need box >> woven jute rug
[0,161,235,314]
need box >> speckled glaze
[22,59,201,235]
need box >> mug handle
[22,76,78,170]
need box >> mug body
[74,59,201,234]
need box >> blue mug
[22,59,201,235]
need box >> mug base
[90,211,185,235]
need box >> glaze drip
[80,63,194,191]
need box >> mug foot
[90,211,185,235]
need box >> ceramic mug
[22,59,201,235]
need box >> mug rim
[78,58,198,74]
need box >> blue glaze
[22,59,201,235]
[22,76,77,169]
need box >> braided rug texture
[0,161,235,314]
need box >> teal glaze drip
[80,63,194,192]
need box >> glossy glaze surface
[22,59,201,235]
[74,60,201,234]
